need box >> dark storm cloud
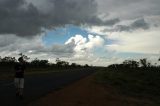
[117,18,149,32]
[102,18,150,32]
[131,18,149,30]
[0,0,119,37]
[0,0,43,36]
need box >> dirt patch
[28,74,157,106]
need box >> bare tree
[18,53,30,61]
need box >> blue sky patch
[42,25,90,46]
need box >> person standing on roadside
[14,57,25,99]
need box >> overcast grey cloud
[116,18,150,32]
[102,18,150,32]
[35,39,76,57]
[96,0,160,20]
[0,0,42,36]
[0,34,75,58]
[0,0,159,37]
[0,0,120,37]
[131,18,149,30]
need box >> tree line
[0,55,159,71]
[108,58,160,71]
[0,56,89,69]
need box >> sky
[0,0,160,66]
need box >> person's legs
[14,78,19,96]
[19,78,24,98]
[14,78,24,99]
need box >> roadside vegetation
[1,53,160,104]
[0,54,91,79]
[95,58,160,104]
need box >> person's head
[18,57,24,63]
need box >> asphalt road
[0,69,95,106]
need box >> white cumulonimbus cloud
[65,34,104,59]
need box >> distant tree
[71,63,77,67]
[123,60,139,68]
[131,60,139,68]
[31,58,39,66]
[158,58,160,67]
[108,64,121,70]
[39,60,49,66]
[147,62,151,67]
[63,61,69,66]
[56,58,69,67]
[1,56,17,63]
[31,58,49,67]
[18,53,30,62]
[140,58,148,68]
[84,64,89,67]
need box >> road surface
[0,69,95,106]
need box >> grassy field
[0,67,57,80]
[0,66,94,80]
[95,68,160,104]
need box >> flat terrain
[28,70,159,106]
[0,69,95,106]
[28,74,109,106]
[1,68,159,106]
